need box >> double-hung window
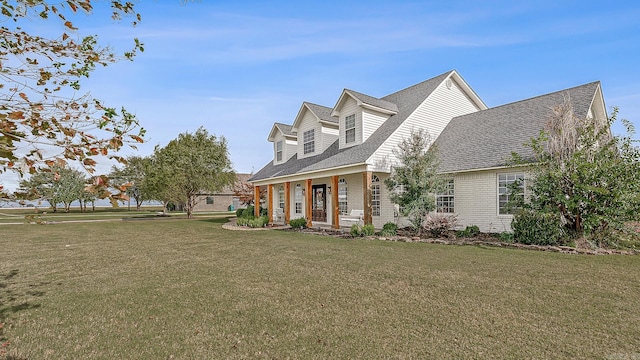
[436,179,455,213]
[295,184,303,214]
[338,178,348,215]
[303,129,315,154]
[278,186,285,209]
[371,175,381,216]
[345,114,356,144]
[498,173,525,214]
[276,140,283,162]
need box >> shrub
[499,232,515,243]
[242,206,254,218]
[361,224,375,236]
[423,214,458,238]
[457,225,480,238]
[235,208,244,218]
[236,217,249,226]
[248,216,269,228]
[511,210,567,246]
[289,217,307,229]
[260,207,268,217]
[382,222,398,234]
[379,229,397,237]
[350,224,362,237]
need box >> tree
[17,164,86,211]
[384,129,443,234]
[109,155,151,210]
[0,1,145,177]
[512,98,640,246]
[152,127,235,218]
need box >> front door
[312,185,327,222]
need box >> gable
[434,82,601,173]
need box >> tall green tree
[109,155,151,210]
[0,0,145,177]
[512,99,640,246]
[384,129,443,234]
[152,127,235,218]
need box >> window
[498,173,525,215]
[345,114,356,143]
[206,196,214,205]
[276,140,283,162]
[372,175,381,216]
[278,186,285,209]
[303,129,315,154]
[338,178,348,215]
[436,179,454,213]
[295,184,303,214]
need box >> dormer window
[303,129,315,154]
[276,140,283,161]
[345,114,356,143]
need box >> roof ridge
[382,70,454,100]
[482,81,600,111]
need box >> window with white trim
[278,186,284,209]
[303,129,315,154]
[345,114,356,144]
[295,184,303,214]
[372,175,381,216]
[436,179,455,213]
[338,178,348,215]
[498,173,525,215]
[276,140,283,162]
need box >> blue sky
[2,0,640,190]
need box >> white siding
[362,108,390,143]
[297,111,320,159]
[272,133,297,165]
[338,97,361,149]
[368,76,482,172]
[453,170,514,233]
[321,125,339,152]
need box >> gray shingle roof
[250,71,453,182]
[433,81,600,173]
[344,89,399,113]
[304,102,337,124]
[274,122,295,137]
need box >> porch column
[253,186,260,217]
[267,184,274,223]
[284,182,291,224]
[331,175,339,229]
[305,178,313,228]
[363,171,373,225]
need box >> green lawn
[1,218,639,359]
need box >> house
[191,173,252,212]
[249,70,607,232]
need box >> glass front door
[312,185,327,222]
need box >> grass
[1,218,639,359]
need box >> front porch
[253,171,387,229]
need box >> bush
[289,217,307,229]
[423,214,458,237]
[242,206,254,218]
[382,222,398,234]
[511,210,567,246]
[499,232,515,243]
[260,206,268,217]
[361,224,375,236]
[350,224,362,237]
[236,215,269,228]
[379,229,397,237]
[457,225,480,238]
[235,208,244,218]
[248,216,269,228]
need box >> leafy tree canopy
[152,127,235,218]
[384,128,443,233]
[0,0,145,177]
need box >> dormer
[268,123,297,165]
[291,102,339,159]
[331,89,398,149]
